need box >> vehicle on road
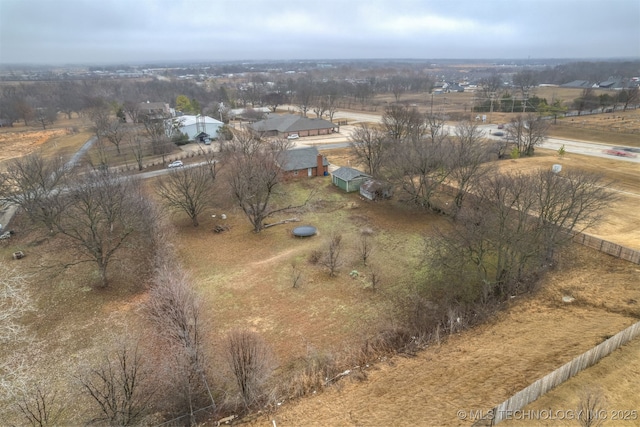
[497,124,504,129]
[287,134,299,140]
[493,131,505,137]
[604,149,637,158]
[168,160,184,168]
[619,147,640,153]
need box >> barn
[331,167,371,192]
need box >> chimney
[316,154,324,177]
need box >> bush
[172,132,190,146]
[308,250,322,265]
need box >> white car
[168,160,184,168]
[287,134,299,140]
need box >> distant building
[129,101,172,123]
[560,80,592,89]
[248,114,338,139]
[167,115,223,142]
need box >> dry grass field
[245,247,640,426]
[1,96,639,426]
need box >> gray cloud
[1,0,638,64]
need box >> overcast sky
[1,0,638,65]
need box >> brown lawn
[1,101,639,426]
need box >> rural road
[295,107,639,164]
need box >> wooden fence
[573,232,640,264]
[473,321,640,426]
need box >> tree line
[350,104,614,327]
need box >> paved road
[295,107,640,164]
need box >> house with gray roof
[249,114,338,139]
[279,146,329,178]
[560,80,593,89]
[331,167,371,192]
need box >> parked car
[168,160,184,168]
[493,131,505,137]
[287,134,299,140]
[497,124,504,129]
[604,149,637,158]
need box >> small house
[331,167,370,192]
[279,146,329,178]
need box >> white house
[167,115,224,142]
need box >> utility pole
[430,92,434,115]
[489,92,496,124]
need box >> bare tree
[504,113,550,156]
[349,124,390,177]
[55,169,154,288]
[477,72,503,102]
[156,165,216,227]
[121,100,141,124]
[87,100,111,140]
[573,88,599,116]
[389,75,407,103]
[263,92,287,113]
[381,104,425,142]
[225,131,303,232]
[197,145,219,183]
[577,387,607,427]
[434,168,615,299]
[512,69,538,103]
[56,80,83,120]
[291,261,303,288]
[322,232,344,277]
[126,131,146,171]
[619,86,639,111]
[146,266,215,420]
[80,342,152,426]
[16,382,66,427]
[450,120,491,215]
[358,233,374,267]
[102,118,128,155]
[386,135,451,210]
[141,114,173,164]
[0,152,69,233]
[226,329,274,412]
[295,77,315,117]
[34,106,58,130]
[424,113,448,144]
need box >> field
[1,97,640,425]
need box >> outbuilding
[360,179,393,200]
[331,167,370,192]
